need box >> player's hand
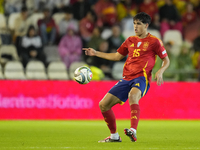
[82,48,97,56]
[155,70,164,86]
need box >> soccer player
[82,12,170,142]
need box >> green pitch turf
[0,120,200,150]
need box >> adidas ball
[74,66,92,84]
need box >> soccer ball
[74,66,92,84]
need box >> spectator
[159,0,183,38]
[13,6,29,42]
[5,0,23,16]
[26,0,70,13]
[198,55,200,81]
[139,0,160,31]
[87,26,103,51]
[58,26,82,69]
[117,0,137,31]
[72,0,91,20]
[194,1,200,17]
[86,26,104,64]
[88,0,98,5]
[193,29,200,52]
[13,6,30,55]
[182,2,197,27]
[70,0,77,5]
[116,0,137,22]
[134,0,144,5]
[191,29,200,71]
[182,2,197,40]
[0,29,12,45]
[149,13,160,31]
[156,0,166,8]
[37,8,58,45]
[139,0,158,21]
[177,44,194,81]
[153,41,178,80]
[49,0,71,14]
[173,0,187,15]
[58,6,79,37]
[26,0,47,13]
[107,25,125,53]
[21,25,46,67]
[91,40,112,78]
[79,10,96,46]
[191,49,200,81]
[94,0,117,27]
[108,24,126,67]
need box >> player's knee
[99,101,109,112]
[128,97,139,104]
[128,91,141,104]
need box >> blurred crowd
[0,0,200,81]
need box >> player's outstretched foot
[98,136,122,143]
[124,128,137,142]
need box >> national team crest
[143,42,149,51]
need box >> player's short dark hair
[133,12,151,25]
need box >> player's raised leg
[124,87,142,142]
[98,93,122,143]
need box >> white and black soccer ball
[74,66,93,84]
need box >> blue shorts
[108,76,150,103]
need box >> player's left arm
[155,56,170,86]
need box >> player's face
[134,20,148,37]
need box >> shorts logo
[131,115,138,119]
[135,83,140,87]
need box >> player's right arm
[82,48,125,61]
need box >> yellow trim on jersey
[142,61,149,96]
[155,55,157,62]
[123,62,126,68]
[149,33,164,46]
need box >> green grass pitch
[0,120,200,150]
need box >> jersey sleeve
[117,38,129,56]
[154,38,168,59]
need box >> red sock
[102,109,116,134]
[130,104,140,130]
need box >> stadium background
[0,1,200,150]
[0,1,199,120]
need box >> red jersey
[117,33,167,83]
